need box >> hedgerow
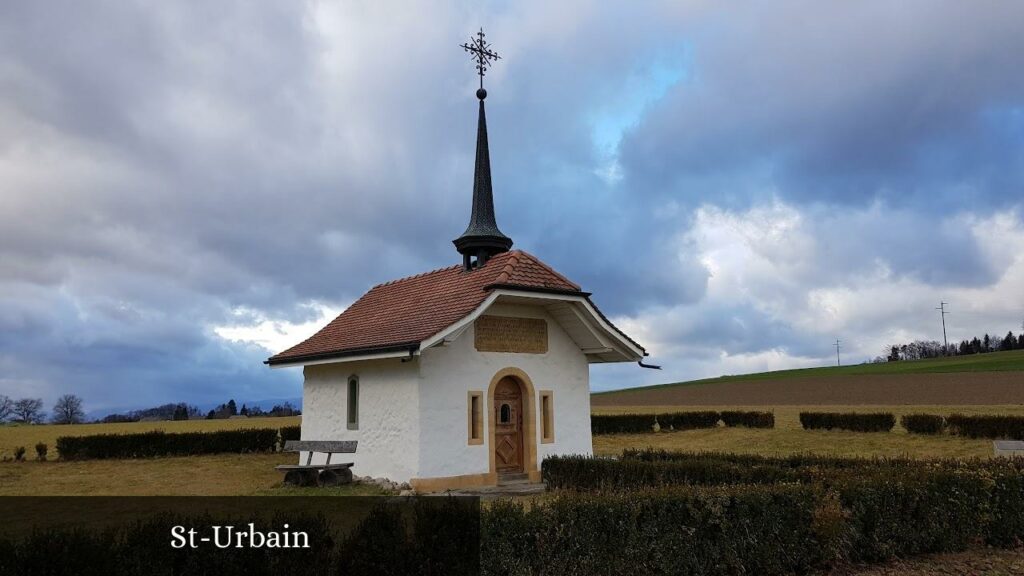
[800,411,895,432]
[901,414,946,435]
[590,413,656,434]
[534,453,1024,573]
[658,411,720,430]
[946,414,1024,439]
[488,461,1024,575]
[720,410,775,428]
[542,454,808,490]
[279,425,302,444]
[590,411,723,434]
[56,428,279,460]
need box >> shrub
[34,443,47,461]
[901,414,946,435]
[13,446,25,462]
[481,485,832,576]
[658,411,721,430]
[590,413,656,434]
[55,428,279,460]
[532,455,1024,574]
[800,412,895,432]
[279,425,301,446]
[946,414,1024,439]
[591,412,723,434]
[720,410,775,428]
[543,454,808,490]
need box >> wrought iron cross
[461,28,500,91]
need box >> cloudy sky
[2,1,1023,413]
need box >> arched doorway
[493,376,523,474]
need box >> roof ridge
[515,250,582,291]
[372,262,463,289]
[492,250,521,284]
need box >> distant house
[267,72,645,491]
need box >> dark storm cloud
[1,1,1022,406]
[619,1,1024,208]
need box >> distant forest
[875,330,1024,363]
[100,399,300,423]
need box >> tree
[13,398,44,424]
[0,394,12,422]
[240,404,249,416]
[51,394,85,424]
[227,399,237,417]
[1001,331,1016,352]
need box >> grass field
[0,453,389,496]
[592,404,1024,459]
[596,349,1024,395]
[0,415,301,459]
[2,404,1023,495]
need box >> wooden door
[493,377,523,473]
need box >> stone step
[497,472,530,485]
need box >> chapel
[267,32,646,491]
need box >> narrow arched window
[347,376,359,430]
[499,403,511,424]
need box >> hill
[593,349,1024,407]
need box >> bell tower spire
[454,29,512,270]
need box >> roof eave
[266,342,420,368]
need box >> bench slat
[283,440,357,453]
[275,463,353,471]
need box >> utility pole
[833,339,841,367]
[936,302,949,354]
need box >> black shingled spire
[454,29,512,270]
[454,90,513,269]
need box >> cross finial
[461,28,500,98]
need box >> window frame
[347,375,359,430]
[540,390,554,443]
[467,391,483,445]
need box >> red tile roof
[267,250,594,365]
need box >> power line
[936,302,949,354]
[833,339,841,367]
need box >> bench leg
[283,469,319,487]
[318,468,352,487]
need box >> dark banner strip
[0,497,480,576]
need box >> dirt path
[594,373,1024,407]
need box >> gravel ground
[824,549,1024,575]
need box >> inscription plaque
[474,315,548,354]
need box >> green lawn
[592,404,1024,460]
[594,349,1024,396]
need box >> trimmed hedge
[487,464,1024,574]
[482,485,832,576]
[947,414,1024,439]
[591,411,722,434]
[56,428,279,460]
[720,410,775,428]
[590,413,656,434]
[658,410,720,430]
[279,425,302,444]
[800,411,895,432]
[901,413,946,435]
[542,454,809,490]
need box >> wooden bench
[276,440,357,487]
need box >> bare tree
[0,394,12,422]
[52,394,85,425]
[13,398,44,424]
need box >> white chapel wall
[301,358,420,481]
[417,302,592,480]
